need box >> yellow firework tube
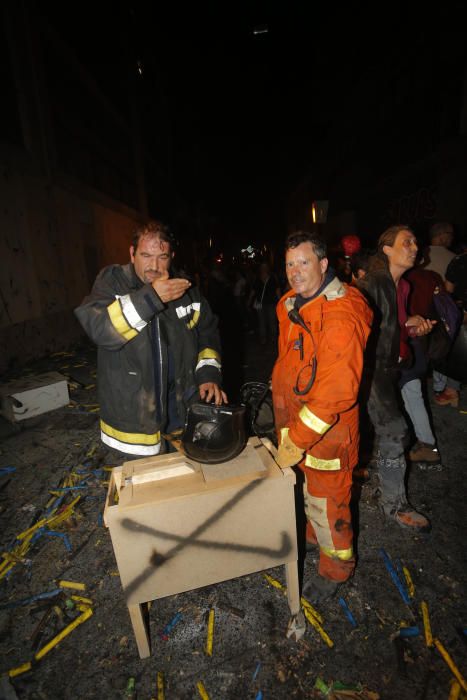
[206,609,215,656]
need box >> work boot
[302,574,340,603]
[434,387,459,407]
[384,503,431,534]
[408,441,441,468]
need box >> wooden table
[104,437,301,658]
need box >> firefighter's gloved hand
[277,431,304,468]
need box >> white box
[0,371,70,422]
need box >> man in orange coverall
[272,231,373,602]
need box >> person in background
[422,221,459,407]
[207,263,244,400]
[272,231,372,602]
[358,226,435,533]
[400,264,445,468]
[249,262,281,346]
[349,247,378,476]
[75,220,226,460]
[350,248,372,283]
[432,243,467,404]
[445,242,467,319]
[337,234,362,283]
[232,267,249,324]
[422,221,455,279]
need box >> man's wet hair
[132,220,177,251]
[285,231,327,261]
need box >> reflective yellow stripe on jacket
[196,348,221,371]
[187,310,200,329]
[321,545,354,561]
[198,348,221,362]
[305,454,341,471]
[298,405,331,435]
[107,300,138,341]
[100,420,160,446]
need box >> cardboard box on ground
[0,372,69,423]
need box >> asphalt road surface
[0,336,466,699]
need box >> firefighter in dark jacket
[75,221,226,457]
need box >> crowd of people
[75,218,465,603]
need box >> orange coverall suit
[272,277,372,581]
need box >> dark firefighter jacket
[74,263,222,455]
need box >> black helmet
[181,402,247,464]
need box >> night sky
[38,2,466,245]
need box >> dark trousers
[367,368,409,511]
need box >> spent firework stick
[420,601,434,647]
[205,609,215,656]
[434,638,467,692]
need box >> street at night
[1,2,467,698]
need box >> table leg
[285,560,306,640]
[284,560,300,616]
[128,602,151,658]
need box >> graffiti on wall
[385,185,437,226]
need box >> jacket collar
[284,274,345,313]
[120,263,144,289]
[321,275,346,300]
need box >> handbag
[432,325,467,382]
[427,288,462,362]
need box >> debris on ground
[0,339,466,698]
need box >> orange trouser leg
[303,467,355,582]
